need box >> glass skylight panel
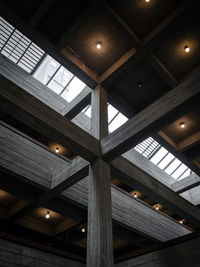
[62,77,85,102]
[0,16,45,73]
[157,153,174,169]
[134,137,160,159]
[134,137,193,181]
[48,66,73,94]
[150,147,168,165]
[84,105,91,118]
[33,55,60,84]
[179,169,191,180]
[33,54,87,102]
[171,164,188,179]
[109,113,128,133]
[165,158,181,175]
[108,104,119,123]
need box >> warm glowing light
[81,228,86,233]
[46,211,50,219]
[179,219,183,224]
[155,205,159,211]
[184,45,190,53]
[96,43,101,49]
[145,0,150,2]
[134,193,137,198]
[180,122,185,128]
[55,147,59,153]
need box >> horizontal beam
[0,75,100,161]
[111,156,200,227]
[101,69,200,161]
[115,233,200,265]
[0,126,190,241]
[62,178,191,242]
[178,131,200,151]
[0,55,67,115]
[171,174,200,194]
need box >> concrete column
[91,84,108,139]
[87,157,113,267]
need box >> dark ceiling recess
[0,0,200,264]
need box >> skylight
[82,103,128,133]
[0,16,88,103]
[33,55,87,102]
[0,17,45,73]
[134,137,192,181]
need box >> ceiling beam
[0,125,190,241]
[171,174,200,194]
[0,75,100,161]
[110,156,200,227]
[101,69,200,161]
[102,0,192,88]
[62,179,191,242]
[178,131,200,152]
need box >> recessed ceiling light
[96,43,101,49]
[134,193,137,198]
[55,147,59,153]
[184,45,190,53]
[81,227,86,233]
[145,0,150,2]
[179,219,183,224]
[155,205,159,211]
[180,122,185,128]
[46,211,50,219]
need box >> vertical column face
[87,157,113,267]
[91,85,108,139]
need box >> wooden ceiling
[0,0,200,264]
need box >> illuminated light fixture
[55,147,59,153]
[145,0,150,2]
[134,193,137,198]
[96,43,101,49]
[179,219,183,224]
[81,227,86,233]
[155,205,159,211]
[138,82,142,88]
[46,211,50,219]
[180,122,185,128]
[184,45,190,53]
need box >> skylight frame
[0,17,45,74]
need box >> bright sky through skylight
[33,55,87,102]
[0,17,88,103]
[0,17,45,73]
[134,138,192,181]
[82,103,128,133]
